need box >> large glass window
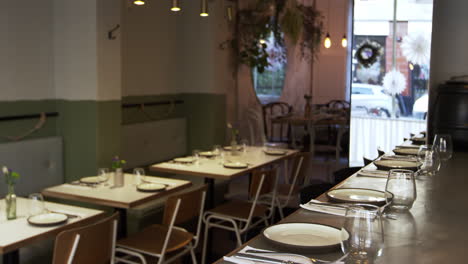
[252,33,287,104]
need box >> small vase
[5,184,17,220]
[230,140,239,156]
[114,168,124,187]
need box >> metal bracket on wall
[108,24,121,40]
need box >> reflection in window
[252,33,287,105]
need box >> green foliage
[2,166,20,186]
[281,7,303,43]
[111,156,126,169]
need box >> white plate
[263,149,287,155]
[28,213,68,227]
[173,157,195,163]
[374,159,419,171]
[223,146,243,151]
[263,223,347,249]
[223,162,248,169]
[199,151,216,157]
[393,148,419,156]
[80,176,105,184]
[137,182,166,192]
[326,188,388,205]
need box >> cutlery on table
[244,250,326,263]
[233,253,302,264]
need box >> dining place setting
[220,132,455,264]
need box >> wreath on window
[355,40,383,68]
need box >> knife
[233,253,301,264]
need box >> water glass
[98,168,110,182]
[192,149,200,165]
[417,145,440,177]
[213,145,222,156]
[133,168,145,185]
[240,139,249,153]
[341,204,384,264]
[385,169,417,211]
[433,134,453,161]
[28,193,45,216]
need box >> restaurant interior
[1,0,468,263]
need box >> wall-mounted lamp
[200,0,209,17]
[133,0,145,5]
[171,0,181,12]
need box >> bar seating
[202,169,277,264]
[115,186,207,264]
[52,212,119,264]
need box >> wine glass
[213,145,221,156]
[240,139,249,153]
[133,168,145,185]
[98,168,110,182]
[417,145,440,177]
[433,134,453,162]
[385,169,417,211]
[28,193,45,216]
[341,204,384,264]
[192,149,200,165]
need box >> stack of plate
[393,148,419,156]
[373,159,420,171]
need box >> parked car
[413,93,428,119]
[351,83,394,117]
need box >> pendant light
[133,0,145,5]
[171,0,181,12]
[200,0,209,17]
[324,0,332,48]
[341,0,348,48]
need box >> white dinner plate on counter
[393,148,419,156]
[373,160,420,172]
[263,149,287,155]
[173,157,195,163]
[223,146,243,151]
[263,223,347,251]
[199,151,216,158]
[137,183,166,192]
[28,213,68,227]
[326,188,388,205]
[80,176,105,184]
[223,162,248,169]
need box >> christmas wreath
[355,40,383,68]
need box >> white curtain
[349,116,427,166]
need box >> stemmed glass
[417,145,440,177]
[341,204,384,264]
[98,168,110,182]
[133,168,145,185]
[28,193,45,216]
[240,139,249,154]
[192,149,200,165]
[433,134,453,162]
[385,169,417,211]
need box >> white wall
[0,0,55,101]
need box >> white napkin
[356,169,389,178]
[224,246,344,264]
[300,200,346,216]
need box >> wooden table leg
[3,250,19,264]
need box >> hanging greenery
[230,0,324,72]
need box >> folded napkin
[356,169,389,178]
[300,200,346,216]
[224,246,344,264]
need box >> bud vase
[231,140,239,156]
[114,168,124,187]
[6,184,17,220]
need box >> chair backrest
[377,147,385,157]
[246,107,267,146]
[289,152,310,187]
[326,100,350,109]
[262,102,292,142]
[52,212,119,264]
[249,168,277,199]
[162,185,207,249]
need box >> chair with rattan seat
[115,185,207,264]
[201,169,277,264]
[52,212,120,264]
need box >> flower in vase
[2,166,20,186]
[111,156,126,169]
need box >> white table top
[150,146,297,180]
[0,197,104,254]
[42,174,192,209]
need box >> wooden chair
[377,147,385,157]
[201,169,277,264]
[262,102,293,144]
[115,186,207,264]
[52,212,119,264]
[326,100,350,110]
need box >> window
[252,33,287,104]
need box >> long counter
[216,152,468,263]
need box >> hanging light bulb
[341,34,348,48]
[324,33,332,49]
[409,62,414,71]
[171,0,181,12]
[200,0,209,17]
[133,0,145,5]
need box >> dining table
[216,149,468,263]
[0,197,105,264]
[42,173,192,237]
